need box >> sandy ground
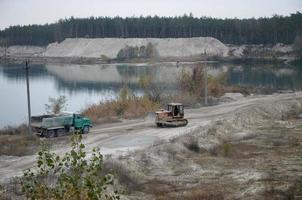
[0,92,301,186]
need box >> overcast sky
[0,0,301,30]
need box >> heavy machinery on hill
[155,103,188,127]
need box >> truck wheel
[83,126,89,134]
[41,130,47,137]
[46,130,56,138]
[57,129,66,137]
[157,123,165,128]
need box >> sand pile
[44,37,229,58]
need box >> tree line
[0,12,301,46]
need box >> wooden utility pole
[204,62,208,106]
[25,60,32,135]
[204,50,208,106]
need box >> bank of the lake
[0,62,301,127]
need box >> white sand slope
[0,46,45,57]
[44,37,229,58]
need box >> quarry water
[0,62,301,127]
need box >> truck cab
[73,113,92,134]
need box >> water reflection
[0,63,50,80]
[0,62,301,127]
[226,65,301,90]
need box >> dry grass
[142,179,225,200]
[178,66,249,105]
[170,94,201,108]
[83,67,250,124]
[183,137,201,153]
[283,104,302,120]
[0,177,23,200]
[0,125,40,156]
[83,96,159,124]
[178,188,225,200]
[0,124,27,135]
[103,160,141,193]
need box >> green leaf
[20,133,118,199]
[37,160,43,167]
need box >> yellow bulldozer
[155,103,188,127]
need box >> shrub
[139,75,165,102]
[178,65,249,100]
[184,137,200,153]
[103,160,140,193]
[207,75,225,97]
[21,134,119,200]
[0,124,27,135]
[45,95,67,114]
[116,43,157,60]
[222,142,231,157]
[179,66,205,98]
[83,94,159,124]
[118,86,133,101]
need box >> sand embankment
[0,46,45,57]
[0,37,296,63]
[44,37,229,59]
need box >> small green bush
[21,134,119,200]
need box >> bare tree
[139,75,165,102]
[45,95,67,114]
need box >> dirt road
[0,92,301,184]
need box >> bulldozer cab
[167,103,184,117]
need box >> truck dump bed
[31,114,73,129]
[31,114,54,128]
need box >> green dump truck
[31,113,92,138]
